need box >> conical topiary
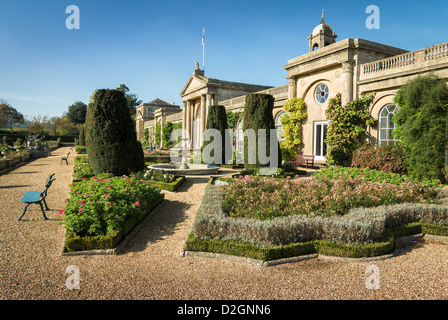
[243,93,282,171]
[84,89,145,176]
[203,105,230,164]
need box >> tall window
[379,104,399,146]
[275,111,286,141]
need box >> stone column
[341,62,354,105]
[288,77,297,100]
[182,101,187,146]
[201,95,206,146]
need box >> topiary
[243,93,282,171]
[78,125,85,146]
[84,89,145,176]
[203,105,230,165]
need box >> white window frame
[314,121,328,161]
[379,104,399,146]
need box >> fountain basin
[148,163,220,175]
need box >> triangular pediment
[180,75,208,97]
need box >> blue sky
[0,0,447,118]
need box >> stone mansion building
[136,17,448,163]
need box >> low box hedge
[65,193,164,252]
[185,222,447,261]
[186,182,448,261]
[145,176,185,192]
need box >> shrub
[314,166,443,188]
[84,89,145,176]
[63,173,161,237]
[280,97,308,157]
[73,156,94,180]
[203,105,230,165]
[393,74,448,182]
[325,93,376,166]
[222,175,436,220]
[243,93,282,170]
[351,145,406,174]
[78,126,85,146]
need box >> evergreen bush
[203,105,230,164]
[84,89,145,176]
[393,74,448,182]
[243,93,282,170]
[78,125,85,146]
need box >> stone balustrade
[360,42,448,81]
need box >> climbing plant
[280,97,308,159]
[325,93,376,166]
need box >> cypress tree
[203,105,230,164]
[243,93,282,170]
[78,125,85,146]
[84,89,145,176]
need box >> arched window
[275,111,286,141]
[236,118,244,155]
[379,104,399,146]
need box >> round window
[315,83,329,104]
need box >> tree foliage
[84,89,145,176]
[67,101,87,124]
[0,100,24,130]
[280,97,308,159]
[325,93,376,166]
[393,74,448,182]
[116,84,142,116]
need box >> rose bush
[62,173,161,237]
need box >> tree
[243,93,282,171]
[0,101,24,131]
[393,74,448,182]
[84,89,145,176]
[280,98,308,159]
[325,93,376,166]
[67,101,87,124]
[204,105,230,165]
[116,84,142,116]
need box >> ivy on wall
[280,97,308,159]
[325,93,376,166]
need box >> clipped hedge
[145,176,185,192]
[185,184,448,261]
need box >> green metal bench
[60,151,71,165]
[18,173,56,221]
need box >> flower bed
[185,176,448,261]
[223,175,436,220]
[73,156,185,192]
[314,166,444,188]
[63,173,164,252]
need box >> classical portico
[180,65,272,150]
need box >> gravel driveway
[1,146,447,301]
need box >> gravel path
[1,146,448,300]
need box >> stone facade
[135,98,181,148]
[138,18,448,162]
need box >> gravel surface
[1,146,448,300]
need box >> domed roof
[312,22,333,36]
